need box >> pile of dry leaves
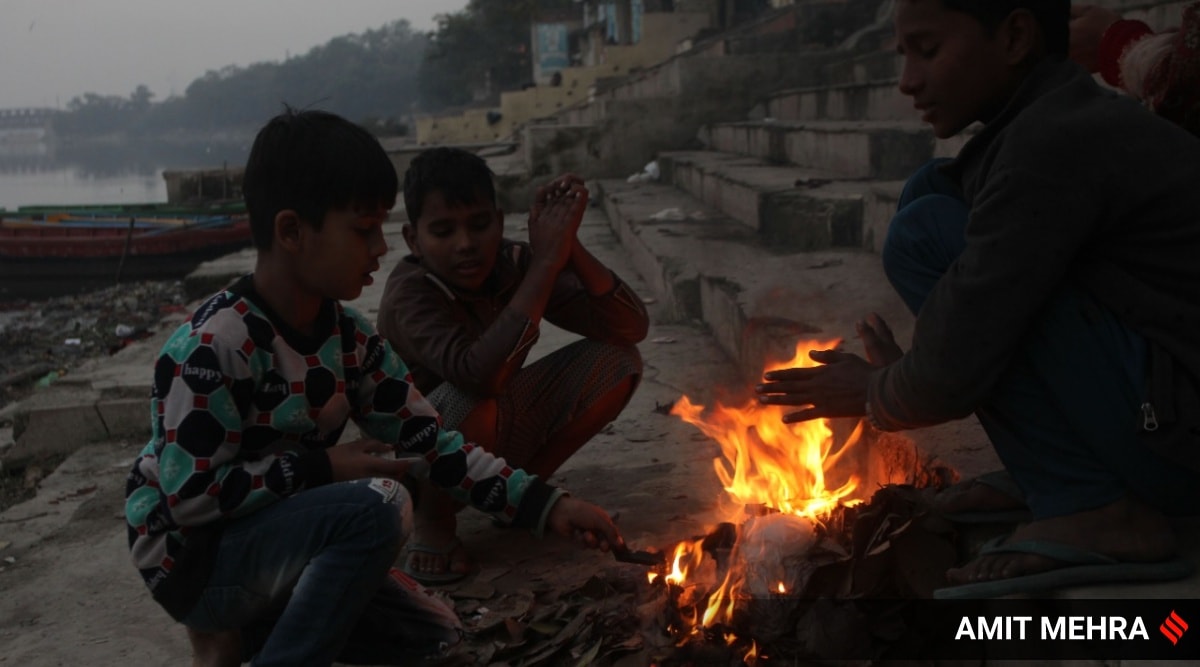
[435,482,975,666]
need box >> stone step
[699,119,951,180]
[656,150,904,252]
[2,387,151,467]
[594,178,911,382]
[766,79,912,122]
[825,50,902,88]
[700,120,972,177]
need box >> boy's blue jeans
[180,478,461,666]
[883,160,1200,520]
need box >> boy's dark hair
[243,107,398,249]
[942,0,1069,56]
[403,147,497,224]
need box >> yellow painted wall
[416,12,710,145]
[417,106,513,145]
[589,12,710,75]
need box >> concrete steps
[765,79,913,122]
[699,119,944,180]
[657,150,903,252]
[595,178,912,382]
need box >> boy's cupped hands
[528,173,589,272]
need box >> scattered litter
[0,540,10,551]
[625,160,660,183]
[33,371,61,389]
[648,207,686,221]
[1,278,188,409]
[650,336,676,344]
[63,338,81,346]
[640,297,657,304]
[689,210,707,220]
[3,556,14,564]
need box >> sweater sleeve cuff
[865,370,900,432]
[294,450,333,489]
[1099,19,1154,88]
[512,478,567,538]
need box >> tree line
[53,0,573,140]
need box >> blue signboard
[534,22,570,82]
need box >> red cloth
[1097,19,1153,88]
[1144,3,1200,135]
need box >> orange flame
[662,339,869,633]
[671,339,861,523]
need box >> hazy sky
[1,0,468,109]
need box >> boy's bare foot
[405,484,474,583]
[403,530,474,581]
[932,471,1027,516]
[945,496,1177,585]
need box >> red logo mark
[1161,610,1189,645]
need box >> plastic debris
[34,371,61,388]
[648,208,686,221]
[625,160,660,183]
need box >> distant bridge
[0,108,55,130]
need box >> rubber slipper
[939,469,1033,524]
[400,538,474,586]
[933,537,1194,599]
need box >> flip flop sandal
[400,538,474,586]
[933,537,1194,599]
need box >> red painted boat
[0,213,253,298]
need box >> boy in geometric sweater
[756,0,1200,599]
[124,109,622,665]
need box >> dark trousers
[883,160,1200,519]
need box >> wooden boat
[0,209,252,299]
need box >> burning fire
[672,338,863,522]
[652,339,869,650]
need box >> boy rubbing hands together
[378,148,648,584]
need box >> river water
[0,137,249,211]
[0,166,167,211]
[0,139,250,304]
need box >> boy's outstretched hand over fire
[755,313,904,424]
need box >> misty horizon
[1,0,465,110]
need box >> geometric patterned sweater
[125,276,562,620]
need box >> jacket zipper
[1140,401,1159,432]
